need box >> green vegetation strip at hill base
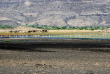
[26,25,108,30]
[0,25,17,29]
[0,24,110,30]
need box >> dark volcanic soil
[0,43,110,74]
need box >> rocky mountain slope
[0,0,110,27]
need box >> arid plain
[0,43,110,74]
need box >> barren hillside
[0,0,110,27]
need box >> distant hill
[0,0,110,27]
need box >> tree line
[27,25,109,30]
[0,25,17,29]
[0,24,110,30]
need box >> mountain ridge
[0,0,110,27]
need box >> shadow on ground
[0,43,110,52]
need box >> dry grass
[48,30,102,33]
[0,30,103,36]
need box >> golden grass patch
[0,30,103,36]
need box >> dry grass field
[48,30,102,33]
[0,30,103,36]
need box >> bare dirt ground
[0,43,110,74]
